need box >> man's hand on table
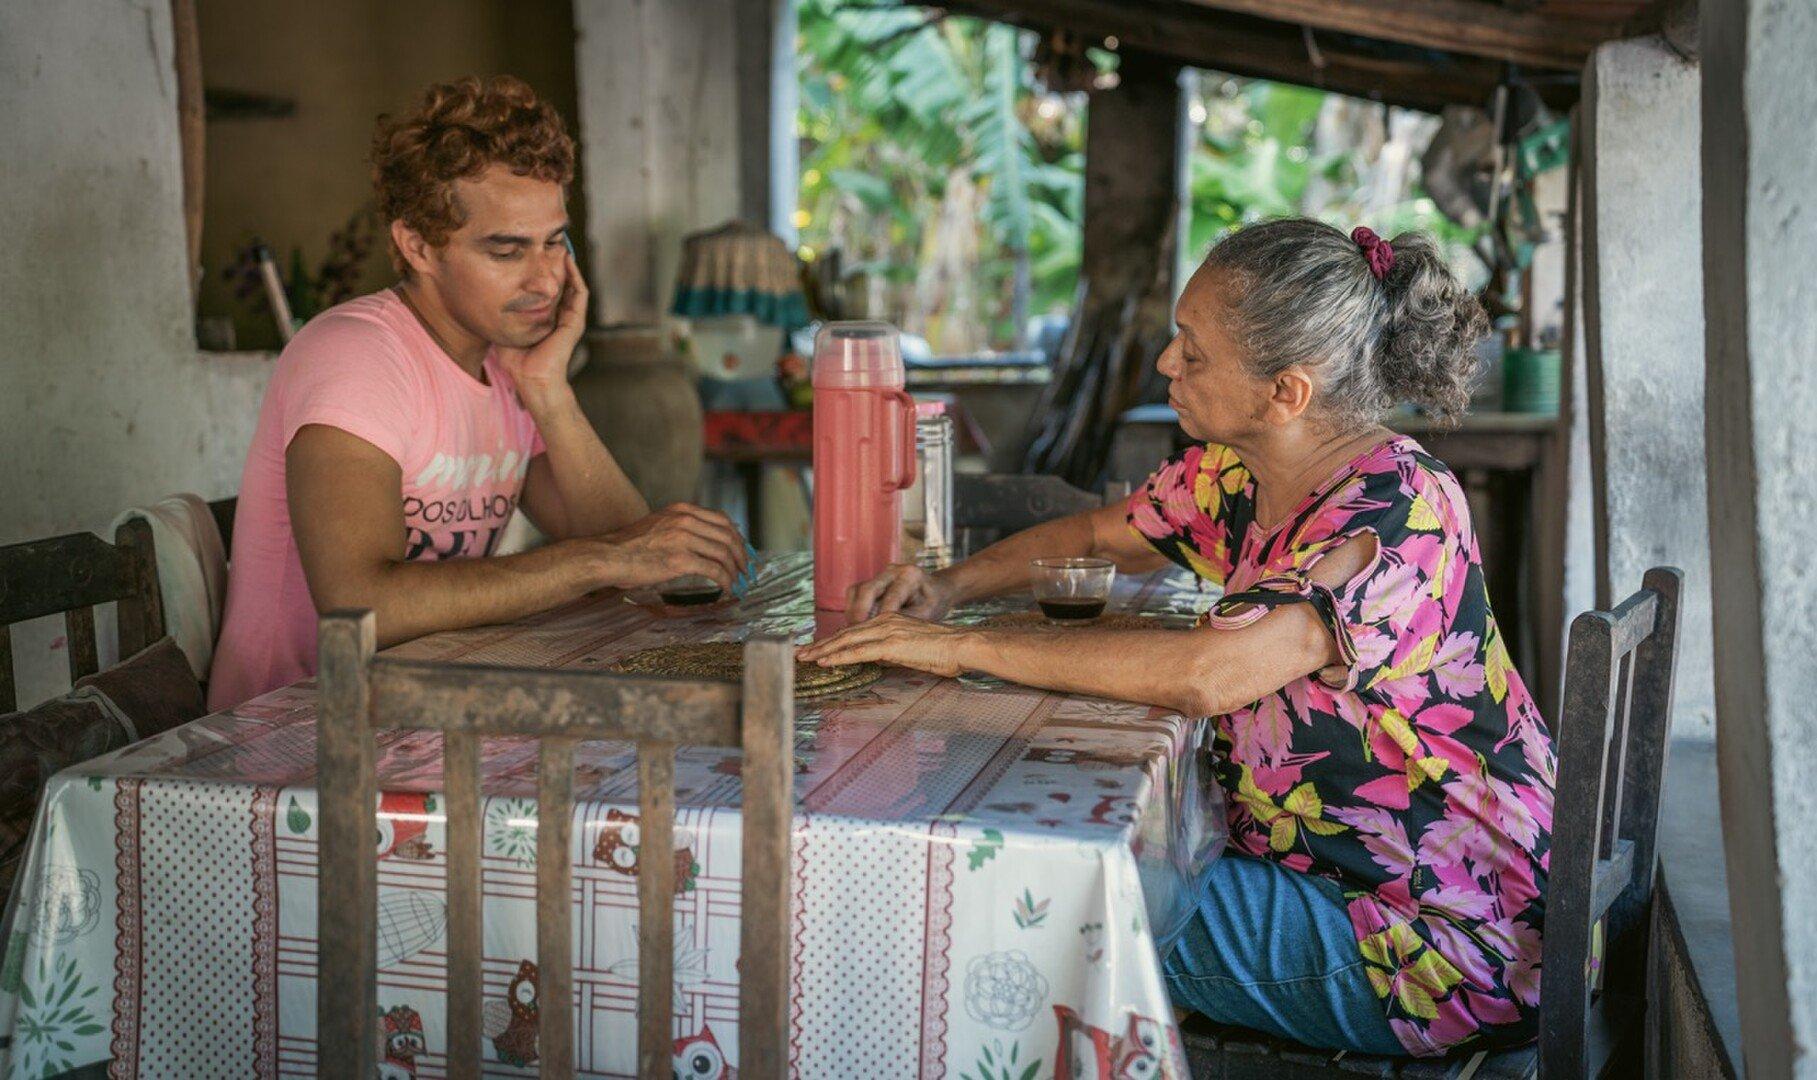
[845,563,962,622]
[585,503,750,592]
[798,612,975,678]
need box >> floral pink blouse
[1130,437,1555,1056]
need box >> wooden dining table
[0,553,1225,1078]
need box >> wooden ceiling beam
[1177,0,1628,69]
[947,0,1576,111]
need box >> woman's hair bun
[1374,232,1489,425]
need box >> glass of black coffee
[657,574,725,607]
[1030,557,1116,625]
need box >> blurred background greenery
[795,0,1482,355]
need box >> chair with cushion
[0,523,165,713]
[953,473,1131,556]
[0,638,206,906]
[315,611,794,1079]
[1178,567,1683,1079]
[0,526,209,911]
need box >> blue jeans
[1161,854,1404,1056]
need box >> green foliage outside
[796,0,1481,353]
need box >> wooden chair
[0,522,164,712]
[1179,567,1683,1080]
[953,473,1131,556]
[314,612,794,1079]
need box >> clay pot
[571,326,704,509]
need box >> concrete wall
[1581,37,1714,739]
[574,0,740,326]
[0,0,274,705]
[572,0,790,326]
[195,0,582,351]
[1702,0,1817,1072]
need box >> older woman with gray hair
[801,218,1556,1057]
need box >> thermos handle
[889,389,918,489]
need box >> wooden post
[444,731,483,1080]
[536,738,576,1078]
[1024,48,1187,484]
[636,742,676,1077]
[734,0,797,238]
[169,0,204,297]
[316,611,378,1079]
[738,639,793,1078]
[1082,50,1188,300]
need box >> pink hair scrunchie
[1351,226,1394,280]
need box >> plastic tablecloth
[0,555,1224,1078]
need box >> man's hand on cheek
[499,249,589,406]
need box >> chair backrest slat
[0,626,14,713]
[535,737,576,1079]
[1605,588,1660,659]
[1589,838,1636,921]
[317,609,794,1079]
[1598,650,1636,855]
[443,730,483,1080]
[369,658,740,744]
[1539,567,1682,1079]
[316,612,378,1078]
[954,473,1125,532]
[113,518,164,659]
[64,606,98,683]
[1544,612,1614,1078]
[1613,567,1678,938]
[636,742,676,1078]
[955,475,1131,557]
[0,532,136,624]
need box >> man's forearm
[317,538,611,648]
[522,383,648,537]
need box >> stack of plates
[608,642,885,700]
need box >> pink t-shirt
[207,290,546,710]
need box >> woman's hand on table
[846,563,961,622]
[798,613,975,678]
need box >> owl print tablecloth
[0,555,1225,1078]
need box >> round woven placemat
[608,642,885,700]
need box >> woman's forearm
[955,603,1332,718]
[955,627,1216,714]
[936,515,1094,604]
[937,503,1155,605]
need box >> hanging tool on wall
[252,241,296,344]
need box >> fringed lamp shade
[670,219,809,330]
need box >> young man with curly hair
[208,76,748,709]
